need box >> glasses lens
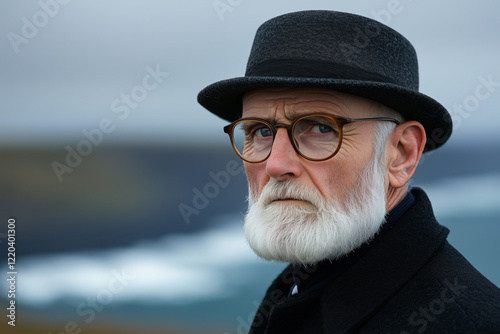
[293,115,340,160]
[232,120,273,162]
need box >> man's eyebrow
[254,109,311,123]
[283,109,306,120]
[244,103,345,123]
[240,120,262,131]
[285,103,345,120]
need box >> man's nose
[265,128,302,181]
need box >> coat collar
[320,187,449,332]
[288,190,416,297]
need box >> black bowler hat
[198,10,452,152]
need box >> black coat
[249,188,500,333]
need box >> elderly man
[198,10,500,333]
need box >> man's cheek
[246,167,268,199]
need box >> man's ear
[385,121,426,189]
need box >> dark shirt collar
[288,190,415,298]
[384,190,415,229]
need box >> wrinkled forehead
[242,87,383,120]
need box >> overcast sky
[1,0,499,147]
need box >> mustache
[255,180,320,207]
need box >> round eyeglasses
[223,113,400,163]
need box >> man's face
[242,87,390,265]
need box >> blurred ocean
[1,143,499,333]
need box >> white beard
[244,153,388,266]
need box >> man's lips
[269,198,309,204]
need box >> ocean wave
[13,219,277,306]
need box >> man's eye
[311,124,333,134]
[254,127,272,137]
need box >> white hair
[373,104,405,154]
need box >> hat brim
[197,76,452,152]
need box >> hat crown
[246,10,419,90]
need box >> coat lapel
[321,188,450,332]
